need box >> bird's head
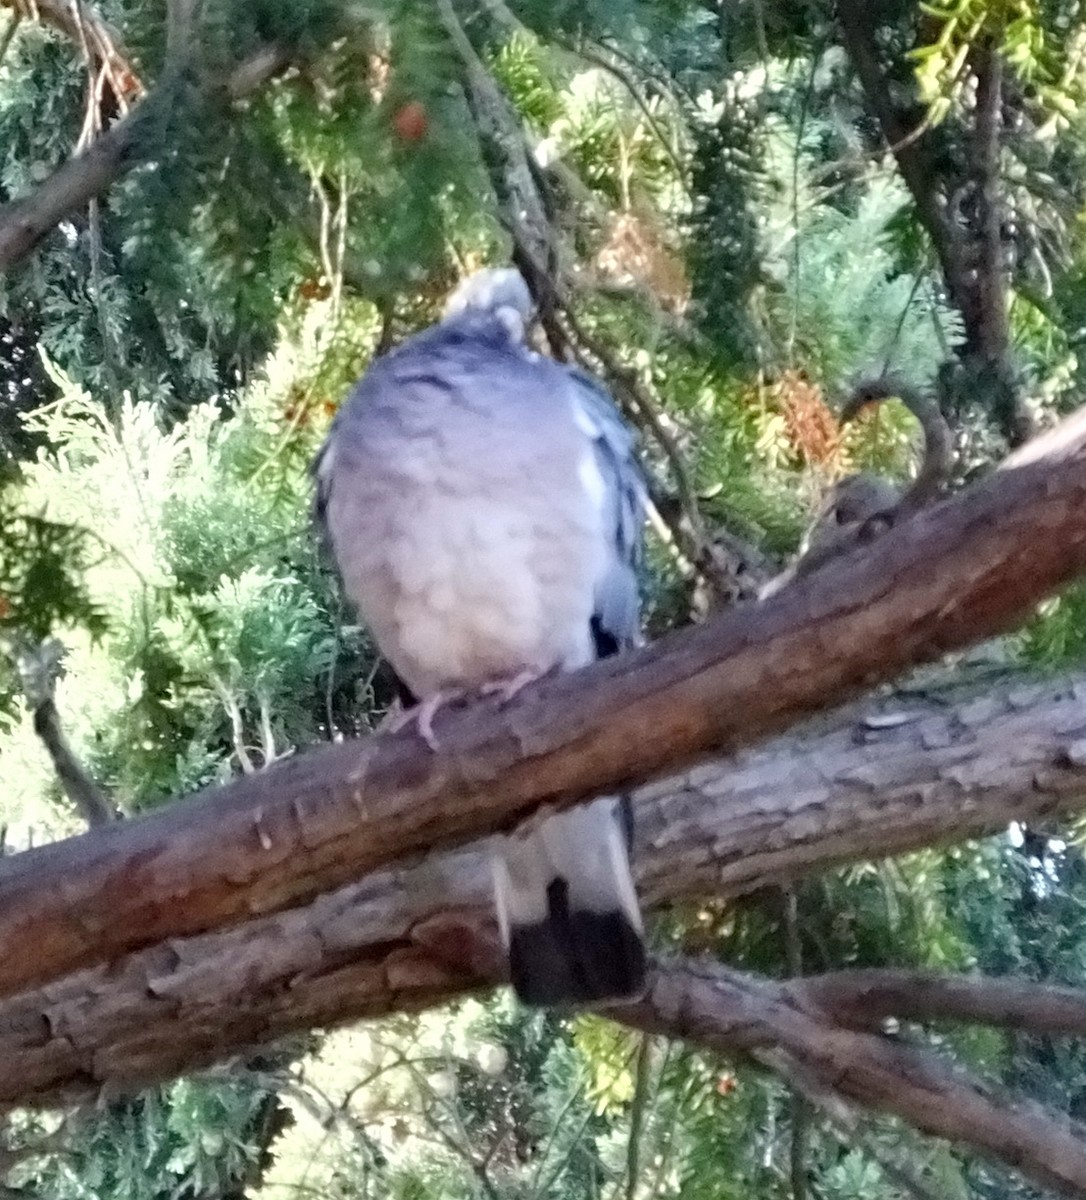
[442,268,536,343]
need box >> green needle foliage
[4,1,1086,1197]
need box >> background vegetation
[3,0,1086,1196]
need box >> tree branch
[621,961,1086,1200]
[560,306,739,604]
[437,0,733,599]
[967,36,1033,444]
[30,699,116,827]
[6,669,1086,1107]
[793,969,1086,1035]
[0,94,160,270]
[835,0,962,283]
[435,0,564,350]
[7,638,116,827]
[2,412,1086,998]
[835,2,1034,444]
[0,40,292,273]
[0,0,143,96]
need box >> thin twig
[623,960,1086,1200]
[0,10,20,68]
[830,1123,948,1200]
[560,305,734,601]
[624,1034,653,1200]
[783,888,810,1200]
[564,38,689,186]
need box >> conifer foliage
[5,1,1086,1197]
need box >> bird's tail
[492,798,645,1007]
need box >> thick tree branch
[12,945,1086,1194]
[2,414,1086,999]
[6,670,1086,1107]
[622,961,1086,1200]
[0,95,160,270]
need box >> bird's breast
[327,405,605,696]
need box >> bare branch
[783,887,811,1200]
[7,668,1086,1108]
[0,11,22,70]
[968,37,1034,444]
[621,961,1086,1200]
[834,3,1035,445]
[0,96,158,270]
[435,0,564,351]
[793,969,1086,1036]
[8,638,117,827]
[0,0,143,96]
[30,699,116,826]
[2,415,1086,998]
[835,0,961,276]
[435,1,731,599]
[12,940,1086,1195]
[164,0,201,69]
[0,40,293,273]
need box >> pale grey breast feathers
[313,301,647,690]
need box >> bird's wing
[566,365,648,655]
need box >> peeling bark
[1,422,1085,1002]
[3,671,1086,1109]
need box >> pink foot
[382,689,466,752]
[414,692,447,751]
[383,669,547,752]
[479,667,546,705]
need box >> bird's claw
[382,691,458,752]
[387,669,546,752]
[478,667,545,705]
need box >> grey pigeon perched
[313,267,648,1007]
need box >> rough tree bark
[3,670,1086,1109]
[1,415,1085,1001]
[625,963,1086,1200]
[792,968,1086,1034]
[0,429,1085,1189]
[8,9,1086,1193]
